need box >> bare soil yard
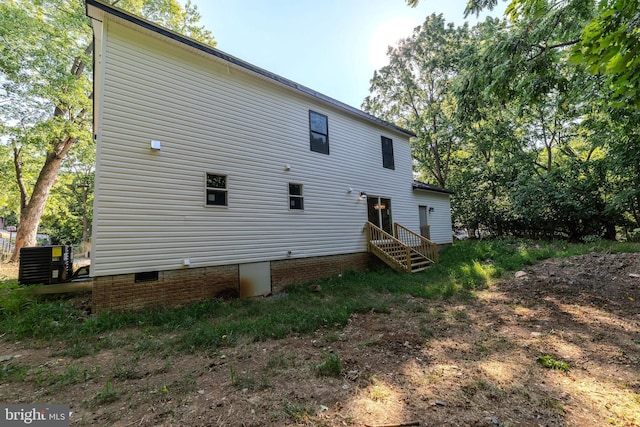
[1,252,639,426]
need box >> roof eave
[85,0,416,138]
[412,180,454,195]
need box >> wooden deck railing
[394,223,438,264]
[365,221,412,272]
[365,221,436,273]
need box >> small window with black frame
[309,110,329,154]
[205,173,228,206]
[289,183,304,210]
[381,136,395,170]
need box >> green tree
[400,0,638,240]
[462,0,640,106]
[0,0,214,262]
[363,14,469,188]
[599,107,640,235]
[573,0,640,106]
[40,139,95,253]
[458,15,624,239]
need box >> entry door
[419,205,430,239]
[367,197,392,234]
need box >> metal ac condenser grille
[18,246,73,285]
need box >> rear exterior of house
[86,0,453,312]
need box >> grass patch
[53,339,95,359]
[368,376,392,401]
[36,364,99,393]
[314,353,342,378]
[369,384,391,401]
[1,239,638,353]
[541,397,565,412]
[112,358,143,380]
[537,355,571,372]
[164,371,199,396]
[86,378,119,407]
[0,281,32,316]
[461,379,506,400]
[0,362,29,382]
[283,402,314,422]
[358,335,382,349]
[229,365,257,390]
[133,334,168,355]
[266,354,294,370]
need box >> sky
[181,0,507,109]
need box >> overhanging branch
[528,39,581,61]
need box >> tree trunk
[12,147,29,209]
[603,222,617,240]
[9,137,76,263]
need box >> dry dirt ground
[1,253,639,426]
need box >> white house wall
[412,191,453,244]
[91,16,450,277]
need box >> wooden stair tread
[366,221,437,274]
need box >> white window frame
[288,183,304,211]
[205,172,228,207]
[381,136,395,170]
[309,110,329,155]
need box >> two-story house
[86,0,453,312]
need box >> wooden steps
[365,222,438,273]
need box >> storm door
[367,197,392,235]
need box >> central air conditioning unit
[18,245,74,285]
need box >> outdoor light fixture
[359,192,367,199]
[284,164,291,171]
[429,207,435,213]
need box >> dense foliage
[370,0,640,241]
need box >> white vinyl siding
[412,191,453,244]
[91,17,449,276]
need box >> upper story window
[381,136,395,170]
[206,173,228,206]
[289,183,304,210]
[309,110,329,154]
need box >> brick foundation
[92,264,238,313]
[92,252,379,312]
[270,252,376,293]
